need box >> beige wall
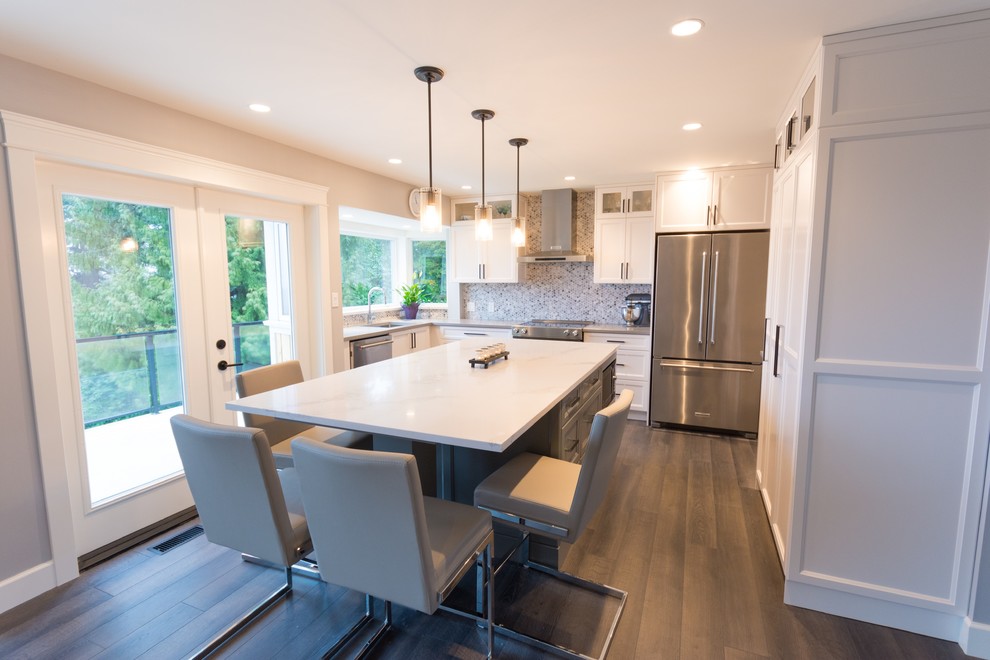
[0,52,415,588]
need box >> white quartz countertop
[342,318,649,341]
[227,338,617,453]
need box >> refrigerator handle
[710,250,720,345]
[773,325,782,377]
[698,250,707,344]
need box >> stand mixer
[621,292,651,327]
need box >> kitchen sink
[371,320,420,327]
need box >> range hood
[518,188,592,263]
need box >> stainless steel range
[511,319,591,341]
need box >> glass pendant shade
[414,66,444,234]
[419,187,442,233]
[475,203,494,241]
[511,217,526,246]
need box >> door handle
[773,325,782,377]
[698,250,707,344]
[710,250,719,345]
[217,360,243,371]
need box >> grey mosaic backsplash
[461,191,651,325]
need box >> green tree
[340,234,392,306]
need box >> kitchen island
[227,338,617,504]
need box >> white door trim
[1,110,330,604]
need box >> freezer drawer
[650,358,762,435]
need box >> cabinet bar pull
[698,250,707,344]
[773,325,782,377]
[605,339,626,343]
[706,205,711,225]
[710,250,719,345]
[712,204,718,225]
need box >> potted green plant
[396,283,423,319]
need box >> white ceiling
[1,0,988,195]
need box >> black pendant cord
[427,78,433,190]
[480,115,486,205]
[515,141,520,205]
[414,66,444,193]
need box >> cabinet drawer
[584,332,650,351]
[439,326,512,342]
[614,351,649,380]
[614,379,647,414]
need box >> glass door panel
[63,194,186,508]
[225,215,295,374]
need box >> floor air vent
[149,525,204,554]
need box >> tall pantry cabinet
[757,11,990,656]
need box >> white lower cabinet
[391,326,431,357]
[584,332,649,420]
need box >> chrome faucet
[367,286,385,324]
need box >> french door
[35,163,308,557]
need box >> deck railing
[77,321,269,428]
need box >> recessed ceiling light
[564,176,576,181]
[248,103,271,113]
[671,19,704,37]
[682,122,703,131]
[461,185,473,190]
[388,158,402,164]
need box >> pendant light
[508,137,528,247]
[414,66,444,233]
[472,109,495,241]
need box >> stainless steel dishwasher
[350,334,393,368]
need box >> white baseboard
[785,578,965,645]
[961,617,990,659]
[0,561,57,615]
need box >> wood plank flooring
[0,424,976,659]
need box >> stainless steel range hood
[519,188,592,263]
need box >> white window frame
[339,214,448,317]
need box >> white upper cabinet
[594,183,654,219]
[593,182,655,284]
[656,166,772,233]
[450,218,523,283]
[450,194,517,224]
[593,216,654,283]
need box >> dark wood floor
[0,424,976,659]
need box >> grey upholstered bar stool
[235,360,372,468]
[473,389,634,660]
[170,415,316,659]
[292,437,495,659]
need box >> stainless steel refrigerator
[650,231,769,435]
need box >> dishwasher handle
[355,339,394,349]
